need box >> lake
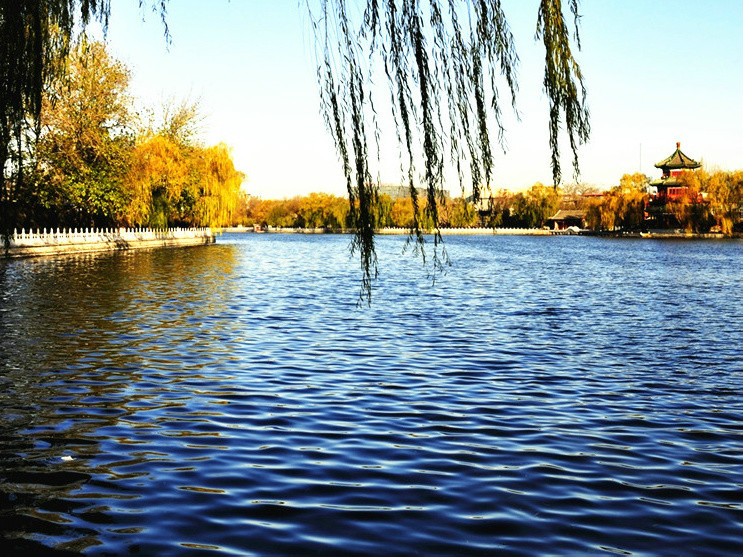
[1,233,741,556]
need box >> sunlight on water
[1,234,742,556]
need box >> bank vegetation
[4,39,244,232]
[584,171,743,234]
[240,182,561,231]
[241,171,743,235]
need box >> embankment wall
[4,227,215,258]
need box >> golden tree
[584,182,647,232]
[193,144,245,228]
[704,171,743,235]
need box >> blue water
[1,233,741,556]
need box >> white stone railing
[9,227,213,247]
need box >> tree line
[242,172,743,234]
[241,182,561,230]
[4,13,737,239]
[242,192,478,230]
[4,39,244,231]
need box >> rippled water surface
[1,233,741,556]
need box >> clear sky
[99,0,743,198]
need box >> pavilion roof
[649,176,682,187]
[654,142,701,170]
[547,209,585,221]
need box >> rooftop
[654,142,701,170]
[548,209,586,220]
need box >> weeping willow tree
[309,0,589,302]
[2,2,100,241]
[0,0,167,243]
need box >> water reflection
[1,245,242,552]
[1,236,742,556]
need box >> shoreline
[219,226,742,240]
[7,225,734,261]
[220,226,552,236]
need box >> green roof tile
[654,142,701,169]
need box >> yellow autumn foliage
[584,177,647,232]
[127,136,244,228]
[193,144,245,228]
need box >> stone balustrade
[5,227,215,257]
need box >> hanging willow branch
[310,0,589,304]
[537,0,590,185]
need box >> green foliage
[0,36,244,231]
[537,0,590,184]
[668,194,714,234]
[680,169,743,235]
[299,193,350,229]
[244,193,479,230]
[584,185,647,232]
[511,183,560,228]
[0,1,170,235]
[34,39,134,227]
[243,194,350,230]
[584,174,651,232]
[267,199,300,228]
[481,190,517,228]
[440,198,480,228]
[194,143,245,228]
[127,131,244,229]
[1,1,109,163]
[706,171,743,234]
[372,194,395,228]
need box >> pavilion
[646,142,703,228]
[649,142,701,200]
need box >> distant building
[646,142,704,228]
[546,209,585,230]
[378,184,449,200]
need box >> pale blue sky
[100,0,743,198]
